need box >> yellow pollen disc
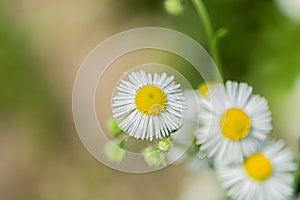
[244,153,272,181]
[135,85,167,115]
[219,108,251,140]
[198,83,215,97]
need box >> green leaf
[213,28,229,46]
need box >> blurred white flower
[197,82,217,98]
[195,81,272,164]
[274,75,300,159]
[186,154,210,173]
[276,0,300,22]
[217,140,297,200]
[177,170,225,200]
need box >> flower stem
[190,0,224,78]
[119,135,131,147]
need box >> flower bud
[107,117,123,137]
[164,0,184,16]
[143,146,166,167]
[157,139,171,152]
[104,141,127,162]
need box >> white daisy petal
[147,73,152,84]
[120,79,138,91]
[148,116,154,140]
[157,72,167,87]
[128,72,141,87]
[161,75,175,89]
[140,70,150,85]
[153,73,159,85]
[225,81,238,106]
[236,83,253,108]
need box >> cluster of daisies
[106,70,298,200]
[195,81,297,200]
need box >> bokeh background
[0,0,299,199]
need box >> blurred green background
[0,0,299,199]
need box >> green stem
[118,135,131,147]
[190,0,224,78]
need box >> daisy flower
[195,81,272,163]
[197,82,217,98]
[217,140,297,200]
[112,70,184,140]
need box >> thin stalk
[190,0,224,78]
[119,135,131,147]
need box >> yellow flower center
[198,82,215,97]
[135,85,167,115]
[219,108,251,140]
[244,153,273,181]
